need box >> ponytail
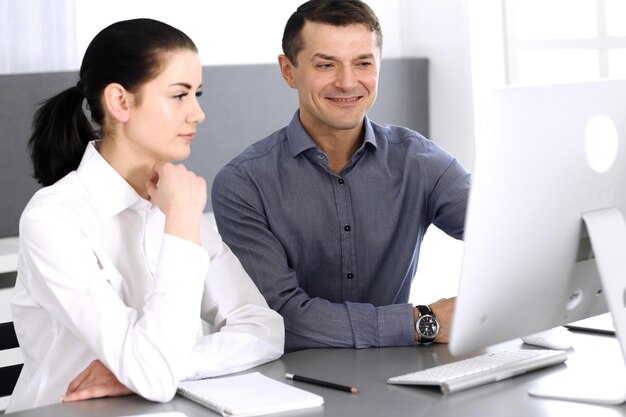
[28,85,95,186]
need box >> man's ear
[103,83,131,123]
[278,54,298,89]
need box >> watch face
[418,315,439,338]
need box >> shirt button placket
[334,175,357,299]
[343,224,353,282]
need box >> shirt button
[344,225,351,232]
[347,272,354,280]
[338,178,344,185]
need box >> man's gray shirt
[212,113,470,352]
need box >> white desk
[0,237,19,274]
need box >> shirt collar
[361,116,378,150]
[76,141,150,218]
[287,111,378,158]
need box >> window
[504,0,626,84]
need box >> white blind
[0,0,79,75]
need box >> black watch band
[416,305,439,344]
[417,304,434,317]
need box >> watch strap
[416,304,438,344]
[417,304,434,317]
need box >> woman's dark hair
[29,18,198,186]
[282,0,382,66]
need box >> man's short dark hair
[282,0,383,66]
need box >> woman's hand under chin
[146,161,207,244]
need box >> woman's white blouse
[6,143,284,413]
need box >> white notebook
[177,372,324,417]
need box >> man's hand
[63,360,133,402]
[430,297,456,343]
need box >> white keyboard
[387,349,568,395]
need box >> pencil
[285,373,359,394]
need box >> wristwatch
[416,305,439,344]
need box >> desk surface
[6,331,626,417]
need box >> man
[212,0,470,352]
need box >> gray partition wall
[0,58,428,237]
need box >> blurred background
[1,0,625,353]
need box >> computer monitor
[449,79,626,404]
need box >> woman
[7,18,284,413]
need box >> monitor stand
[529,207,626,404]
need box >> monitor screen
[449,79,626,357]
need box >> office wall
[1,0,475,167]
[0,58,428,238]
